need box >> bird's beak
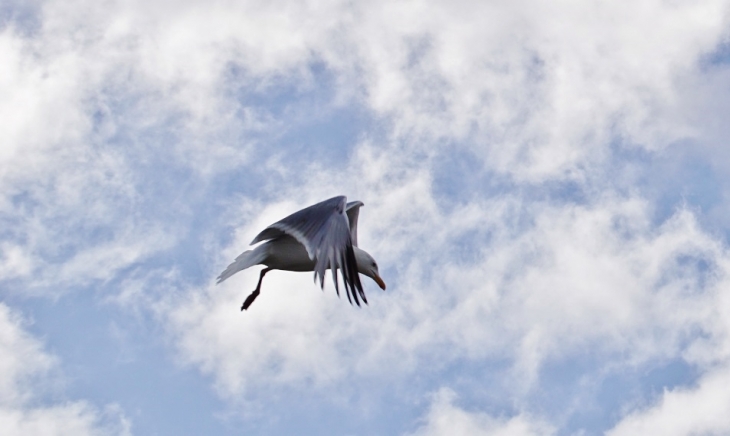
[373,274,386,290]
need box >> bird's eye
[372,262,377,268]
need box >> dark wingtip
[341,241,367,308]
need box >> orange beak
[373,274,386,290]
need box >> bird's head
[353,247,386,290]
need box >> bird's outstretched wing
[251,196,367,306]
[345,200,364,247]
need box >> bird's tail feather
[216,247,266,284]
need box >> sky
[2,0,730,435]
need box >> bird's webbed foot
[241,290,260,311]
[241,267,272,311]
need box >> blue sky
[3,1,730,435]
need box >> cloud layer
[2,0,730,434]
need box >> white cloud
[0,26,168,293]
[0,306,55,406]
[9,0,727,183]
[607,365,730,436]
[406,388,552,436]
[2,0,728,294]
[3,0,730,433]
[0,303,129,436]
[326,0,730,179]
[165,162,728,406]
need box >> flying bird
[217,196,386,310]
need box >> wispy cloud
[407,388,553,436]
[0,303,129,435]
[2,0,730,434]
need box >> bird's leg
[241,267,272,311]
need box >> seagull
[217,196,386,311]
